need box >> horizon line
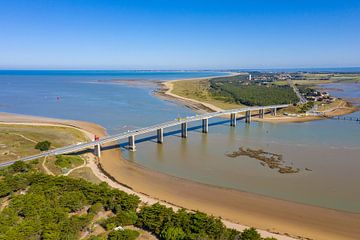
[0,66,360,72]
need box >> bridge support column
[94,143,101,158]
[157,128,164,143]
[128,135,136,151]
[230,113,236,127]
[202,118,208,133]
[259,109,264,119]
[245,110,252,123]
[271,108,277,116]
[181,122,187,138]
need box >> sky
[0,0,359,70]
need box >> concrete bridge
[0,104,289,167]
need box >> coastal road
[287,79,307,104]
[0,104,289,167]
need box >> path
[63,158,87,176]
[41,156,54,176]
[10,133,37,144]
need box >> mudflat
[99,143,360,240]
[2,112,360,240]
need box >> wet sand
[100,148,360,240]
[0,112,292,239]
[2,112,360,239]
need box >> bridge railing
[2,104,290,166]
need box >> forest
[0,161,276,240]
[209,77,299,106]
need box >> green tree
[59,191,88,212]
[160,226,186,240]
[136,203,174,235]
[35,140,51,151]
[88,202,103,214]
[107,229,140,240]
[240,227,261,240]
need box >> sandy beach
[2,112,360,239]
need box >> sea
[0,70,359,212]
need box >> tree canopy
[34,140,51,151]
[0,161,276,240]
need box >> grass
[0,124,88,163]
[303,73,360,83]
[55,155,84,169]
[274,74,360,86]
[171,79,244,110]
[316,99,347,111]
[273,79,333,86]
[44,155,85,175]
[68,167,102,184]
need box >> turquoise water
[1,70,359,212]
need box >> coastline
[2,112,360,239]
[157,77,358,122]
[0,112,293,240]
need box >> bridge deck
[0,104,289,167]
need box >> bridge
[0,104,289,167]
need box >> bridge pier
[181,122,187,138]
[94,143,101,158]
[128,135,136,151]
[259,109,264,118]
[230,113,236,127]
[245,110,252,123]
[202,118,208,133]
[271,108,277,116]
[157,128,164,143]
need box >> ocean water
[1,70,359,212]
[0,70,228,132]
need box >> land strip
[158,74,357,123]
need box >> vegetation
[209,78,299,106]
[107,229,140,240]
[280,102,314,114]
[274,73,360,85]
[170,79,243,110]
[298,102,314,113]
[0,161,140,240]
[0,161,275,240]
[0,124,87,163]
[55,154,84,169]
[35,140,52,151]
[68,167,103,184]
[136,203,239,239]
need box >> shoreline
[0,112,294,240]
[157,76,358,122]
[2,112,360,239]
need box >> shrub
[35,141,51,151]
[240,227,261,240]
[10,161,31,173]
[55,155,83,168]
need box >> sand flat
[1,112,360,240]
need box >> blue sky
[0,0,359,69]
